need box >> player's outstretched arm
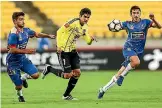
[35,33,56,39]
[149,13,162,29]
[84,35,97,45]
[9,47,36,54]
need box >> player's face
[131,9,141,22]
[80,14,90,25]
[14,16,25,28]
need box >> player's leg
[98,66,128,99]
[7,68,25,102]
[116,53,140,86]
[62,51,80,100]
[42,52,73,79]
[21,58,39,84]
[115,49,138,86]
[98,49,138,99]
[98,67,122,99]
[120,56,140,77]
[20,73,31,88]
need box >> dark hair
[12,12,25,21]
[80,8,91,16]
[130,5,141,14]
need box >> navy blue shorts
[7,58,38,86]
[121,48,143,67]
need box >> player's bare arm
[9,47,36,54]
[34,33,55,39]
[149,13,162,29]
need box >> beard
[17,23,24,28]
[133,17,140,22]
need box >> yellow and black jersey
[56,18,92,52]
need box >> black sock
[48,66,64,78]
[63,77,78,97]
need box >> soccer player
[42,8,95,100]
[6,12,55,102]
[98,5,162,99]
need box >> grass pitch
[1,71,162,108]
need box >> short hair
[130,5,141,14]
[12,12,25,21]
[80,8,91,16]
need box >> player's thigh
[21,58,38,76]
[71,52,80,70]
[7,68,22,86]
[122,49,137,67]
[57,52,72,73]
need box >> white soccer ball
[108,19,122,32]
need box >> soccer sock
[48,66,64,78]
[17,90,23,96]
[63,77,78,97]
[102,75,117,92]
[21,73,31,80]
[121,63,133,77]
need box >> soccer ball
[108,19,122,32]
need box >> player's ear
[13,19,16,24]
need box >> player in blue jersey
[6,12,55,102]
[98,5,162,99]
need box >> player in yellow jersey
[42,8,95,100]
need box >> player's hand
[149,13,155,20]
[91,36,98,42]
[27,49,36,54]
[49,34,56,39]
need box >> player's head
[130,5,141,22]
[12,12,25,28]
[79,8,91,25]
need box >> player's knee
[63,73,72,79]
[31,73,39,79]
[15,85,22,90]
[132,59,140,68]
[73,70,81,77]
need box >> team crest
[129,24,134,29]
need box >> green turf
[1,71,162,108]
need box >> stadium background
[1,1,162,108]
[1,1,162,71]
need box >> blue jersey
[122,19,152,54]
[6,27,35,67]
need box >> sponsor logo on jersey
[131,32,145,39]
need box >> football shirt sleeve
[122,21,127,29]
[83,27,92,45]
[27,28,36,38]
[8,33,18,48]
[145,19,152,28]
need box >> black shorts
[57,50,80,73]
